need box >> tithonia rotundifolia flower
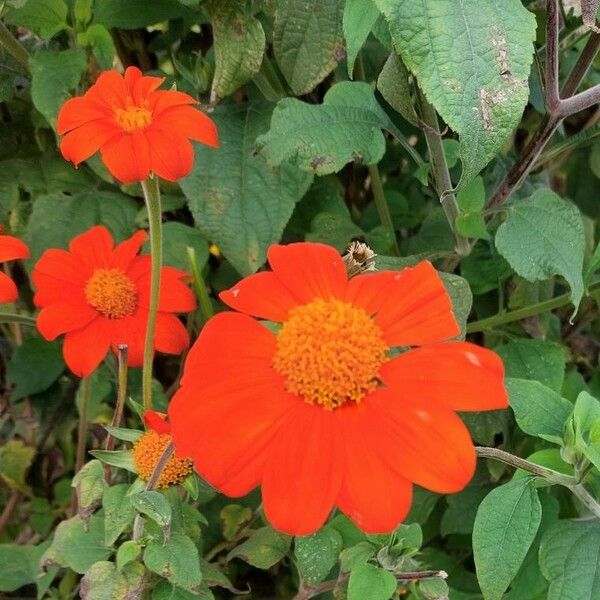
[57,66,218,184]
[33,225,195,377]
[169,242,508,536]
[0,230,29,302]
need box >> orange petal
[109,310,146,367]
[60,120,121,166]
[154,313,189,355]
[85,70,128,110]
[267,243,347,303]
[0,235,29,262]
[376,391,476,493]
[337,403,413,533]
[144,410,171,435]
[380,342,508,412]
[145,127,194,181]
[0,271,17,303]
[156,106,218,148]
[169,312,296,496]
[345,271,397,315]
[374,262,459,346]
[132,73,165,105]
[56,96,112,135]
[36,302,97,341]
[262,403,343,535]
[219,271,302,322]
[100,133,152,184]
[111,230,148,270]
[68,226,114,271]
[33,249,89,306]
[63,317,111,377]
[135,266,196,313]
[150,89,197,116]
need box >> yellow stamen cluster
[115,98,152,133]
[132,431,192,488]
[273,298,389,410]
[84,268,137,319]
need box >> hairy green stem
[0,21,29,72]
[104,345,128,483]
[367,164,400,256]
[186,246,214,322]
[71,376,90,515]
[141,176,162,413]
[466,280,600,333]
[0,312,36,326]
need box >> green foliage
[347,563,397,600]
[295,525,343,585]
[227,526,291,569]
[5,0,68,38]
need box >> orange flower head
[32,225,196,377]
[0,232,29,303]
[57,66,219,184]
[133,411,192,488]
[169,242,509,537]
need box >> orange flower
[33,226,195,377]
[0,232,29,302]
[133,411,192,488]
[169,243,508,535]
[57,66,218,184]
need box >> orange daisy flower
[57,66,218,184]
[169,243,508,535]
[33,226,195,377]
[0,232,29,302]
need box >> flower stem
[367,164,400,256]
[0,312,36,326]
[0,21,30,73]
[71,376,90,515]
[141,176,162,413]
[186,246,214,323]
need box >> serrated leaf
[5,0,68,37]
[130,491,172,529]
[377,52,418,126]
[80,561,146,600]
[344,0,380,77]
[348,563,397,600]
[116,541,142,572]
[29,49,87,126]
[180,102,312,275]
[72,460,107,522]
[273,0,345,95]
[339,542,377,573]
[295,525,343,585]
[495,189,585,311]
[375,0,536,185]
[258,81,397,175]
[0,542,54,593]
[207,0,265,99]
[473,477,542,600]
[144,533,202,592]
[506,378,572,444]
[227,526,291,569]
[539,520,600,600]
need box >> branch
[546,0,561,111]
[0,21,30,73]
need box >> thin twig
[0,21,30,73]
[104,345,128,483]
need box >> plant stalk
[367,164,400,256]
[0,21,29,72]
[0,312,37,326]
[186,246,214,322]
[71,376,90,515]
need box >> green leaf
[5,0,68,37]
[539,520,600,600]
[456,177,490,240]
[152,581,214,600]
[220,504,252,541]
[103,484,136,546]
[375,0,536,185]
[295,525,343,585]
[257,81,394,175]
[29,49,87,126]
[347,563,397,600]
[90,450,137,473]
[339,542,377,573]
[180,102,312,275]
[0,439,34,493]
[144,222,208,272]
[227,526,291,569]
[7,338,65,401]
[441,485,491,536]
[116,541,142,572]
[130,490,172,531]
[77,24,116,70]
[506,378,572,444]
[572,391,600,470]
[42,515,111,574]
[273,0,345,95]
[72,460,107,521]
[0,542,54,593]
[473,477,542,600]
[144,533,202,592]
[25,190,138,265]
[103,426,144,443]
[496,338,566,392]
[80,561,146,600]
[495,189,585,310]
[206,0,265,99]
[377,52,419,126]
[344,0,380,77]
[93,0,191,29]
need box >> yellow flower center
[273,298,389,410]
[133,431,192,488]
[114,98,152,133]
[84,268,137,319]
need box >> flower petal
[144,410,171,435]
[132,72,165,105]
[380,342,508,412]
[376,391,476,493]
[262,403,343,535]
[150,89,197,116]
[154,313,189,355]
[156,106,218,147]
[68,226,114,271]
[145,127,194,181]
[219,271,302,322]
[0,235,29,262]
[100,133,152,184]
[60,120,121,166]
[344,271,396,315]
[111,230,148,270]
[374,262,459,346]
[63,317,111,377]
[169,312,296,497]
[109,310,147,367]
[135,266,196,313]
[336,402,413,533]
[0,271,17,303]
[36,302,97,341]
[85,70,128,110]
[57,96,112,135]
[267,243,347,303]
